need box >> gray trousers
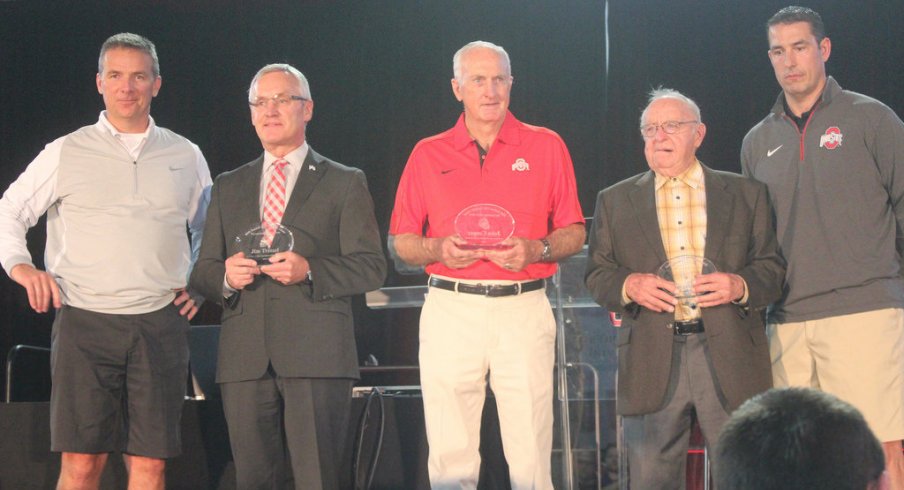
[221,370,354,490]
[622,333,729,490]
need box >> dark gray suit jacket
[585,165,784,416]
[190,149,387,383]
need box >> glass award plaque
[657,255,717,311]
[454,203,515,250]
[236,225,294,264]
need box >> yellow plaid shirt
[655,161,706,321]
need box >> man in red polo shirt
[389,40,585,490]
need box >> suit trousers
[221,370,354,490]
[622,332,729,490]
[419,283,556,490]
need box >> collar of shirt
[262,142,308,175]
[259,142,309,213]
[771,75,839,120]
[451,110,522,152]
[654,159,704,191]
[96,111,153,160]
[781,96,818,131]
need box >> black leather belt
[672,319,705,336]
[428,277,545,297]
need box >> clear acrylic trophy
[657,255,717,311]
[236,224,295,264]
[453,203,515,250]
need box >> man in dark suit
[584,88,784,489]
[189,63,386,490]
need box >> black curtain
[1,0,901,393]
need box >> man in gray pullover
[0,33,211,489]
[741,6,904,488]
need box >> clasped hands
[225,251,310,289]
[624,271,745,313]
[436,234,540,272]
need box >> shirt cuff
[621,280,631,305]
[223,272,237,298]
[732,277,750,305]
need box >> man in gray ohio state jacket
[741,6,904,487]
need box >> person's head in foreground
[714,387,888,490]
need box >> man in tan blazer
[585,88,784,489]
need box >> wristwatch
[540,238,552,262]
[305,270,313,284]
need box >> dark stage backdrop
[1,0,902,394]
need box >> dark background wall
[1,0,902,393]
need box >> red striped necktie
[261,159,288,247]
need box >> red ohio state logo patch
[819,126,843,150]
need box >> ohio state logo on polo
[511,158,530,171]
[819,126,843,150]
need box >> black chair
[187,324,221,400]
[4,344,51,402]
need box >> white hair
[452,41,511,83]
[640,87,702,124]
[248,63,312,101]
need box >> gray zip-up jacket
[0,114,212,314]
[741,77,904,323]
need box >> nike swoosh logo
[767,145,783,157]
[440,169,456,175]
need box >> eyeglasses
[248,94,308,109]
[639,120,698,138]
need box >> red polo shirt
[390,111,584,280]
